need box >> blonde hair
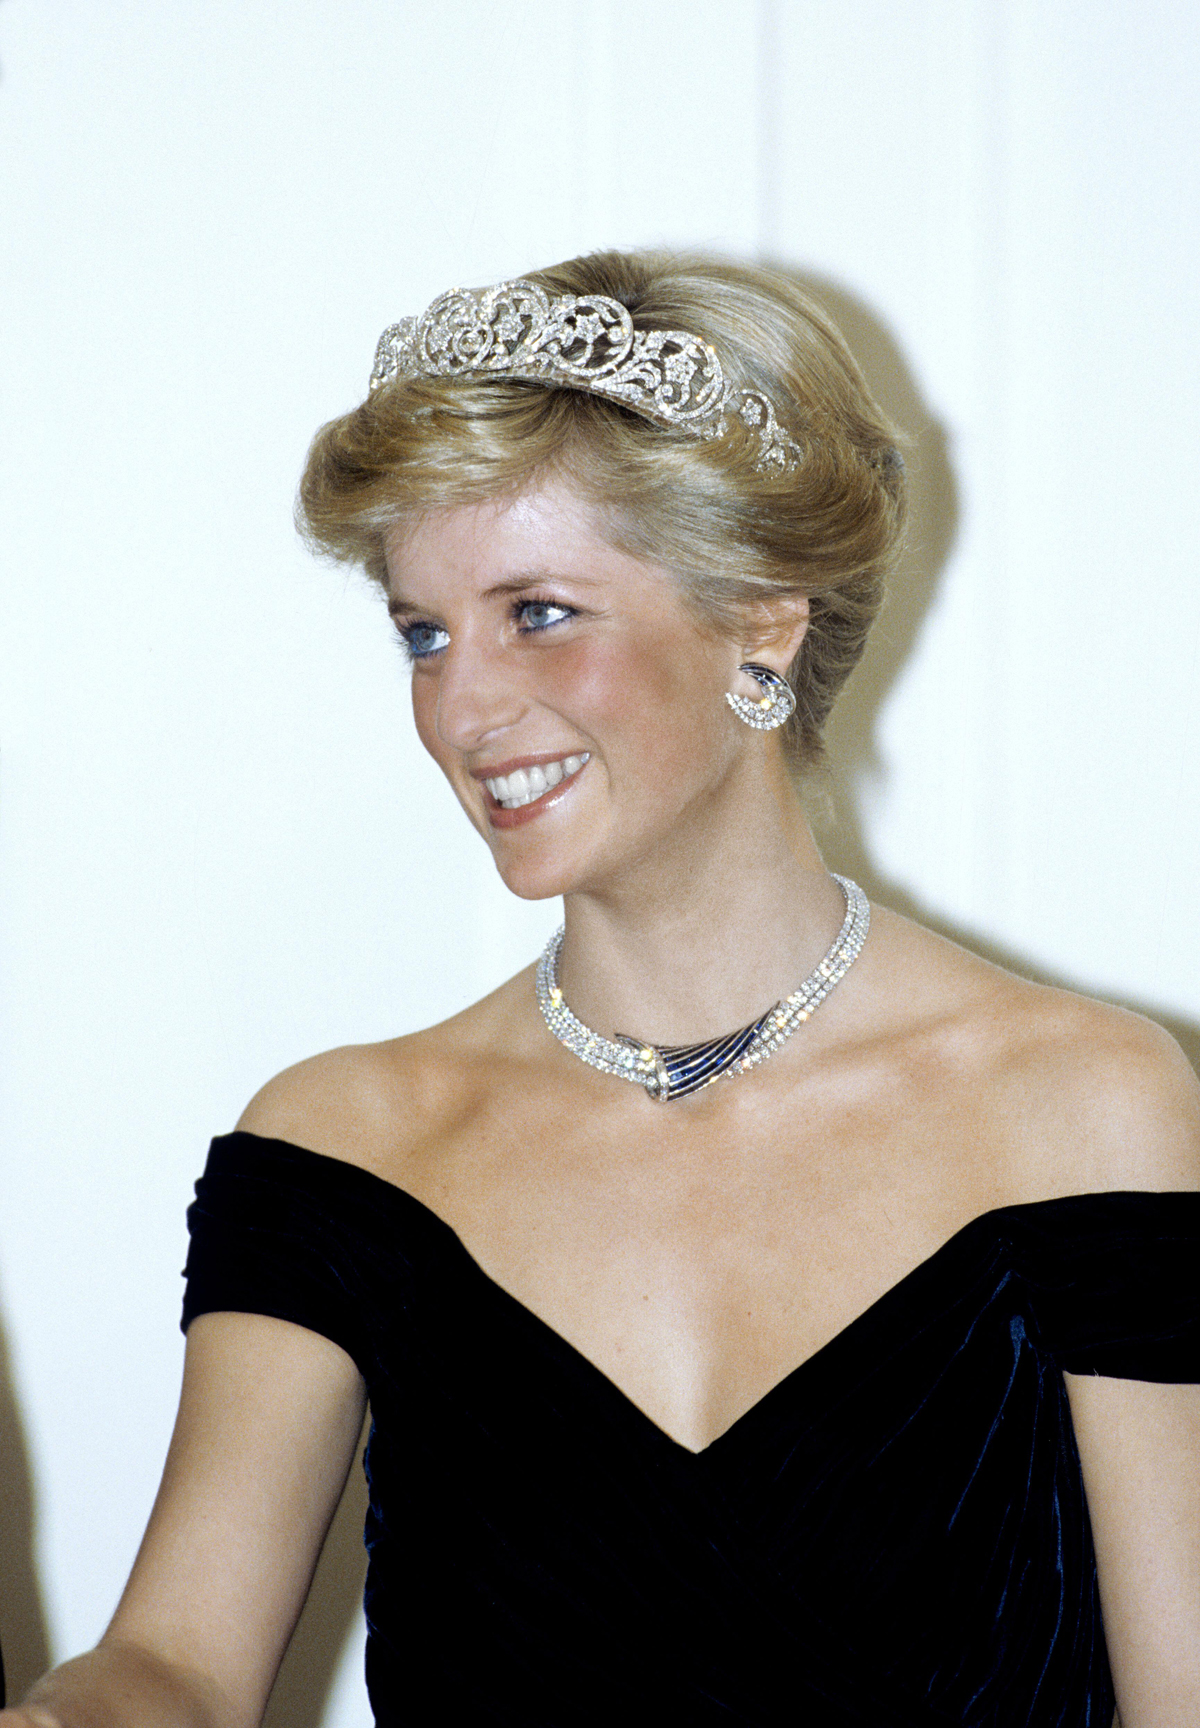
[298,250,907,767]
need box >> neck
[554,765,846,1047]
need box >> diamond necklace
[535,875,870,1104]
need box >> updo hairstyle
[298,251,907,768]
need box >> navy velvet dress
[181,1131,1200,1726]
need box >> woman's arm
[3,1310,367,1728]
[1057,1016,1200,1725]
[1067,1374,1200,1726]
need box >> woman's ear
[738,594,811,672]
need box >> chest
[393,1049,1010,1450]
[359,1189,1103,1719]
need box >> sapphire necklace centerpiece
[535,876,870,1103]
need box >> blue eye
[518,600,574,633]
[400,621,450,660]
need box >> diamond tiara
[368,278,802,475]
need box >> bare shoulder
[995,980,1200,1194]
[872,906,1200,1196]
[235,966,536,1178]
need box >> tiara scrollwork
[368,279,802,475]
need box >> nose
[431,632,528,754]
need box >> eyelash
[396,597,578,663]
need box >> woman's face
[384,475,780,902]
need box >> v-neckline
[221,1131,1142,1457]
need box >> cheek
[410,675,446,765]
[547,633,728,768]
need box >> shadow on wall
[781,263,1200,1077]
[0,1296,53,1705]
[262,1423,370,1728]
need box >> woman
[9,254,1200,1727]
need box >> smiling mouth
[484,754,589,810]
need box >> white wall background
[1,3,1197,1723]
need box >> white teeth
[484,752,589,809]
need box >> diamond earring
[725,662,797,731]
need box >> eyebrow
[386,569,601,617]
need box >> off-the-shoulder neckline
[210,1128,1199,1243]
[204,1130,1200,1456]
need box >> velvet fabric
[182,1132,1200,1726]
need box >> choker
[536,876,869,1104]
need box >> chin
[490,851,578,903]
